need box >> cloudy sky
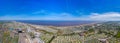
[0,0,120,21]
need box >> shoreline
[13,21,103,28]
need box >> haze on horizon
[0,0,120,21]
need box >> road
[18,32,44,43]
[18,25,44,43]
[33,37,44,43]
[32,32,44,43]
[18,33,30,43]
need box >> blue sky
[0,0,120,21]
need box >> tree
[88,28,95,33]
[115,31,120,38]
[57,30,63,35]
[29,32,35,38]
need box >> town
[0,21,120,43]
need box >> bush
[88,29,95,33]
[115,31,120,38]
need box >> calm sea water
[16,20,97,26]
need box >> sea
[16,20,97,26]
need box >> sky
[0,0,120,21]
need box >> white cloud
[87,12,120,21]
[0,12,75,20]
[38,13,77,20]
[0,15,27,20]
[32,10,47,14]
[1,12,120,21]
[49,13,73,17]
